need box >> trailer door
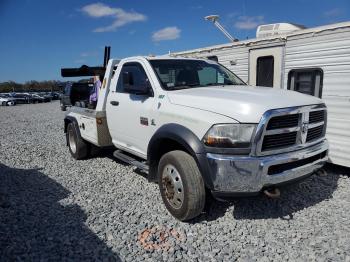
[249,46,284,88]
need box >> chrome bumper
[207,140,328,195]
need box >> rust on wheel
[161,164,184,209]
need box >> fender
[147,123,214,189]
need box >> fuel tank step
[113,150,149,172]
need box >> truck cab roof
[117,56,212,63]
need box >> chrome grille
[262,132,297,151]
[306,125,324,142]
[267,114,299,130]
[309,110,325,123]
[254,105,327,156]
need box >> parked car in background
[39,92,53,102]
[60,82,93,111]
[9,93,32,104]
[50,92,61,100]
[30,94,46,103]
[0,94,16,106]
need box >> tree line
[0,78,94,93]
[0,80,64,93]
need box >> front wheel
[66,122,90,160]
[158,150,205,221]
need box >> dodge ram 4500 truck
[63,56,328,221]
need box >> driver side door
[107,62,157,158]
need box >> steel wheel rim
[68,127,77,154]
[162,164,184,209]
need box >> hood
[167,85,323,123]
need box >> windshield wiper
[170,83,200,90]
[204,83,220,86]
[204,82,235,86]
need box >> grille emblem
[300,114,309,144]
[301,121,309,134]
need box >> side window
[116,63,149,93]
[198,67,216,85]
[288,69,323,98]
[256,56,274,87]
[155,68,176,87]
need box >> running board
[113,150,149,172]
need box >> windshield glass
[149,59,245,90]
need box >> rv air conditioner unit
[256,23,305,38]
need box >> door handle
[110,101,119,106]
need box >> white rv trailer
[172,21,350,168]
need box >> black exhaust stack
[103,46,111,68]
[61,46,111,77]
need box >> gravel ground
[0,101,350,261]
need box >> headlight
[203,124,257,148]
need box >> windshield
[149,59,245,90]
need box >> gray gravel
[0,101,350,261]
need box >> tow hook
[263,187,281,199]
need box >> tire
[66,122,90,160]
[2,101,6,106]
[158,150,205,221]
[61,105,66,111]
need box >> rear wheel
[2,101,6,106]
[67,122,90,160]
[158,150,205,221]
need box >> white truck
[63,56,328,221]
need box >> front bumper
[207,140,328,197]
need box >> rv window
[287,69,323,98]
[256,56,274,87]
[207,56,218,62]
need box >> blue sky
[0,0,349,82]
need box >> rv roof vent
[256,23,305,38]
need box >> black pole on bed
[61,46,111,78]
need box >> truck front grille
[267,114,299,130]
[306,125,324,142]
[262,132,297,151]
[267,150,327,175]
[256,106,327,155]
[309,110,325,123]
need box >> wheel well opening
[64,119,72,133]
[149,138,192,182]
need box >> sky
[0,0,349,82]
